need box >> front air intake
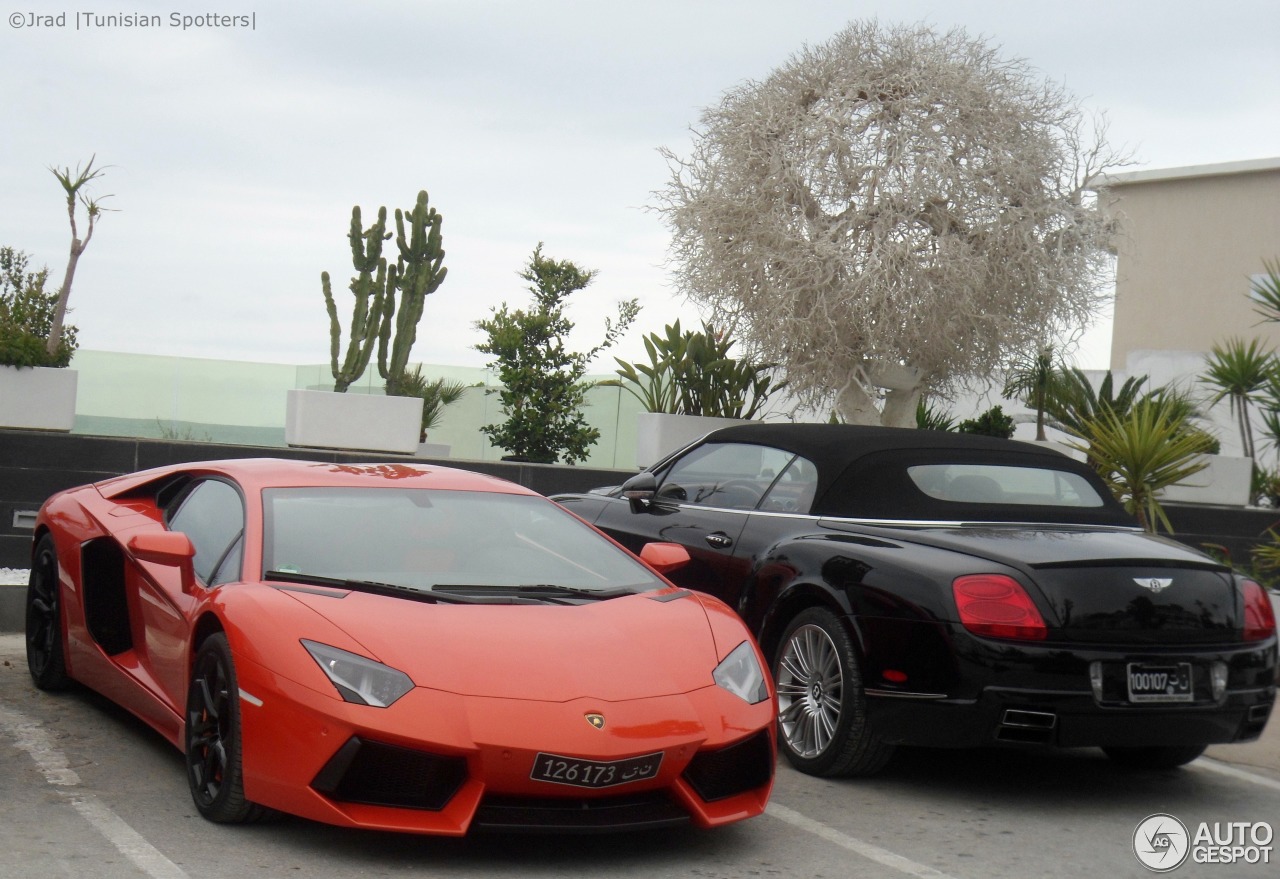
[682,731,773,802]
[312,737,467,810]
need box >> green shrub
[956,405,1015,438]
[0,246,77,368]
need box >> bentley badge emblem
[586,713,605,730]
[1135,577,1173,593]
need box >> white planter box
[1160,455,1253,507]
[1021,439,1086,461]
[415,442,451,459]
[285,389,423,455]
[0,365,77,431]
[635,412,750,468]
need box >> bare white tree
[656,21,1126,425]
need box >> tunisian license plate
[1126,662,1193,703]
[531,751,663,789]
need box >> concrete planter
[0,365,77,431]
[285,389,423,455]
[635,412,750,468]
[415,442,451,459]
[1160,455,1254,507]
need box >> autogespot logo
[1134,813,1191,872]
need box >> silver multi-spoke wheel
[776,623,843,758]
[773,607,894,777]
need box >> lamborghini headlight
[713,641,769,705]
[302,640,414,708]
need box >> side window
[760,454,819,513]
[168,480,245,585]
[657,443,796,510]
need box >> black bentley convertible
[554,424,1277,776]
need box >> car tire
[773,606,894,777]
[186,633,272,823]
[26,534,71,691]
[1102,745,1207,770]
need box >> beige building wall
[1102,159,1280,370]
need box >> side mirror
[620,472,658,513]
[640,542,691,575]
[128,531,197,592]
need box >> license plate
[530,752,663,789]
[1126,662,1193,703]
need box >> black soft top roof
[695,423,1135,525]
[702,423,1035,468]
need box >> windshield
[262,487,666,595]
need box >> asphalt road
[1,633,1277,879]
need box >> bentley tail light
[1241,580,1277,642]
[953,574,1048,641]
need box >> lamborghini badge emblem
[1135,577,1173,593]
[586,713,605,730]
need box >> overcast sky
[3,0,1277,377]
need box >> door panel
[594,497,751,606]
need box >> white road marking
[766,801,960,879]
[0,703,191,879]
[1197,756,1280,794]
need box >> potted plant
[385,364,472,458]
[1,158,109,432]
[608,320,782,466]
[286,191,445,454]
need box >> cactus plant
[378,191,447,396]
[323,205,390,392]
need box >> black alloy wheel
[185,633,270,823]
[26,534,70,691]
[774,606,894,777]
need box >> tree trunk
[836,382,881,425]
[46,244,82,359]
[881,387,920,428]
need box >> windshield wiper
[264,571,539,605]
[431,584,640,603]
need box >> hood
[283,589,721,701]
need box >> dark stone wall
[3,428,1278,573]
[0,429,632,568]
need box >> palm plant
[1072,395,1215,533]
[1250,529,1280,581]
[1199,337,1274,459]
[47,156,112,361]
[1249,258,1280,323]
[387,365,471,442]
[1002,346,1057,441]
[915,397,956,431]
[1043,367,1150,439]
[608,320,782,419]
[1252,349,1280,457]
[609,325,681,414]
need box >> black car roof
[702,423,1035,468]
[694,423,1136,526]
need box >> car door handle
[705,532,734,549]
